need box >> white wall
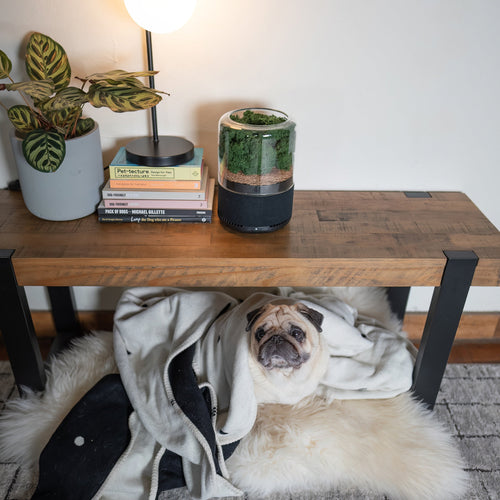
[1,0,499,312]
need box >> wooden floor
[445,340,500,363]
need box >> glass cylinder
[218,108,296,195]
[217,108,296,233]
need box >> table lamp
[123,0,197,166]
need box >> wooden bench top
[1,190,499,287]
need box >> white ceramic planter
[10,125,104,221]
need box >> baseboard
[30,310,115,337]
[403,312,500,341]
[2,311,499,364]
[26,311,500,342]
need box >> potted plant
[0,32,164,220]
[217,108,296,232]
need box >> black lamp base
[125,136,194,167]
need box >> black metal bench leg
[0,250,46,393]
[411,250,478,410]
[47,287,83,358]
[386,287,411,322]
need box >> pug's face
[246,302,329,404]
[246,303,324,370]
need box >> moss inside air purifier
[219,110,294,178]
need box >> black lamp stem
[145,30,159,144]
[125,29,194,166]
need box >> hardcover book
[108,147,203,181]
[98,215,212,223]
[103,179,214,209]
[109,178,202,190]
[97,202,212,218]
[102,170,209,200]
[98,179,214,219]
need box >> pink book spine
[103,198,208,209]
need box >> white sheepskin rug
[0,287,468,499]
[227,392,466,499]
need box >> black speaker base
[217,185,294,233]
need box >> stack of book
[98,147,214,223]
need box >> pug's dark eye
[290,326,305,343]
[255,327,266,342]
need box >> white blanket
[110,287,415,500]
[279,288,416,399]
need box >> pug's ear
[297,304,324,332]
[246,306,265,331]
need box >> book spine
[98,207,212,217]
[108,165,202,181]
[98,215,212,223]
[102,198,208,209]
[101,188,205,200]
[109,179,202,190]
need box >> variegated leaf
[84,70,158,82]
[6,80,54,101]
[7,104,42,133]
[43,106,82,137]
[88,84,162,112]
[25,32,71,92]
[39,86,88,111]
[0,50,12,79]
[75,117,95,137]
[92,77,149,89]
[85,74,169,95]
[22,128,66,172]
[82,71,169,96]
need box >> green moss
[219,110,294,176]
[230,109,286,126]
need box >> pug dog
[246,302,329,405]
[228,294,467,500]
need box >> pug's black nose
[269,335,283,344]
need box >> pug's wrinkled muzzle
[258,334,310,369]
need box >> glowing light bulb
[124,0,197,34]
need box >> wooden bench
[1,189,499,408]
